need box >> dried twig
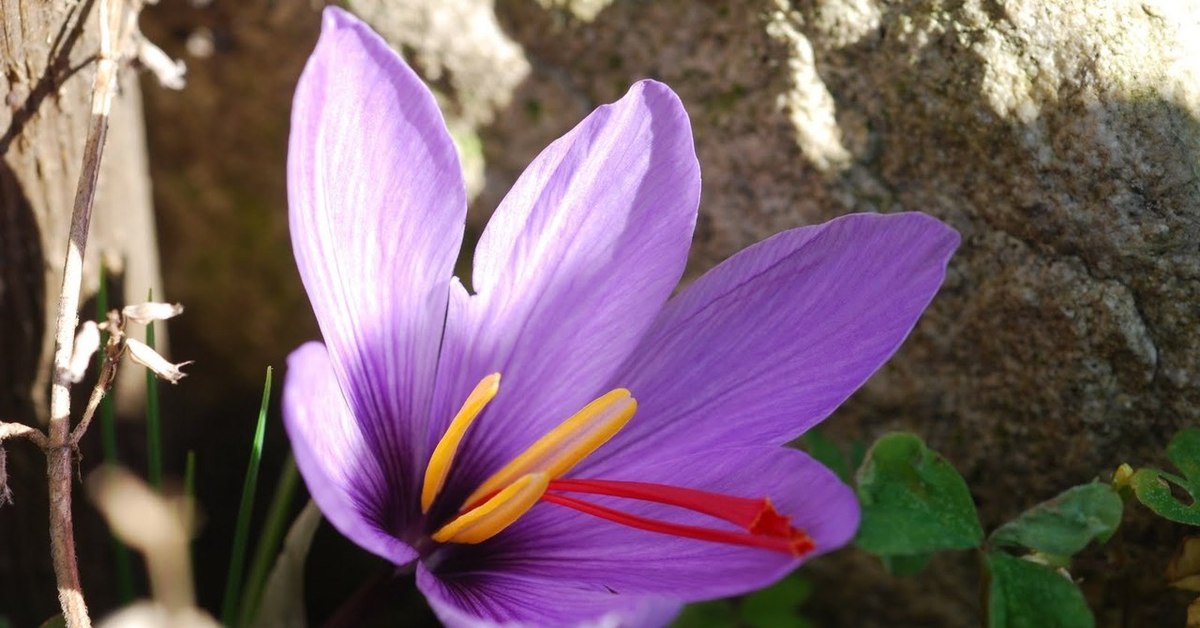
[68,302,188,447]
[70,343,121,448]
[0,422,49,450]
[46,0,140,625]
[8,0,186,623]
[0,421,48,507]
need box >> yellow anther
[432,472,549,544]
[421,373,501,513]
[462,389,637,509]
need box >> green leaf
[880,552,933,576]
[97,265,134,603]
[1168,428,1200,479]
[222,366,273,627]
[37,615,65,628]
[1131,469,1200,525]
[144,289,163,490]
[854,432,983,555]
[847,439,867,476]
[986,551,1094,628]
[989,483,1123,555]
[96,263,119,470]
[253,501,322,628]
[184,450,197,523]
[673,601,735,628]
[239,455,301,628]
[1132,428,1200,525]
[800,430,850,483]
[740,576,812,628]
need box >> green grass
[184,449,197,526]
[237,454,300,627]
[144,289,162,490]
[97,264,134,602]
[221,366,273,627]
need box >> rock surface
[133,0,1200,625]
[365,0,1200,624]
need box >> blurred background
[3,0,1199,626]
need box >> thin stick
[0,421,49,449]
[69,351,120,447]
[46,0,130,625]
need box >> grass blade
[221,366,273,627]
[184,449,197,530]
[237,454,300,627]
[144,289,162,490]
[96,263,118,465]
[97,263,135,602]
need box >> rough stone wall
[359,0,1200,625]
[129,0,1199,625]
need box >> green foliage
[95,264,118,469]
[879,552,933,576]
[673,601,736,628]
[252,501,323,628]
[854,432,983,556]
[800,430,851,483]
[144,290,163,490]
[847,432,1113,626]
[990,483,1122,556]
[239,455,301,628]
[1131,427,1200,525]
[674,576,813,627]
[221,367,273,627]
[740,576,813,628]
[799,430,865,486]
[97,265,134,602]
[985,552,1094,628]
[184,450,197,506]
[184,449,198,538]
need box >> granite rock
[379,0,1200,624]
[135,0,1200,624]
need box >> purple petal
[419,566,679,628]
[584,212,958,469]
[422,447,856,622]
[281,343,416,565]
[288,6,465,513]
[428,81,699,504]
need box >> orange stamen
[422,380,815,556]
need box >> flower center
[420,373,815,557]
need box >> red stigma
[543,479,815,557]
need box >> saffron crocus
[284,8,959,626]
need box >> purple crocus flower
[283,7,958,627]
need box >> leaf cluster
[816,431,1119,628]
